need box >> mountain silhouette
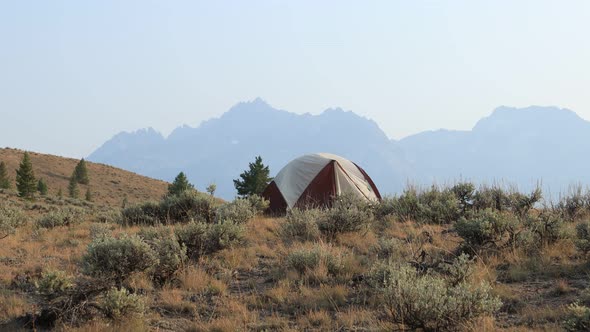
[89,98,410,199]
[89,101,590,199]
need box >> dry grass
[2,188,590,331]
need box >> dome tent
[262,153,381,213]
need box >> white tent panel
[273,154,332,208]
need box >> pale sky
[1,1,589,158]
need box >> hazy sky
[1,1,589,158]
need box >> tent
[262,153,381,213]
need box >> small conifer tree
[168,172,194,196]
[85,188,92,202]
[233,156,273,197]
[68,175,79,198]
[57,188,63,199]
[206,183,217,196]
[73,159,90,185]
[0,161,10,189]
[16,152,37,199]
[37,178,48,196]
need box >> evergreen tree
[57,188,63,199]
[233,156,273,197]
[206,183,217,196]
[37,178,48,196]
[168,172,194,196]
[68,175,79,198]
[73,159,90,185]
[85,188,92,202]
[0,161,10,189]
[16,152,37,199]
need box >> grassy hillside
[2,178,590,330]
[0,148,168,206]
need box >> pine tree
[206,183,217,196]
[68,175,79,198]
[233,156,273,197]
[57,188,63,199]
[168,172,194,196]
[37,178,48,196]
[0,161,10,189]
[85,188,92,202]
[16,152,37,199]
[73,159,90,185]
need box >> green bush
[418,186,460,224]
[440,253,474,286]
[205,220,246,253]
[160,190,215,223]
[36,270,74,299]
[0,203,27,238]
[175,220,244,260]
[391,187,422,222]
[455,209,519,251]
[508,187,542,218]
[558,187,589,222]
[318,193,374,238]
[119,201,162,226]
[565,303,590,331]
[523,212,565,246]
[89,223,112,240]
[101,288,145,319]
[285,248,321,274]
[215,198,256,224]
[247,194,270,213]
[36,207,85,229]
[368,262,501,331]
[575,222,590,255]
[82,234,158,285]
[370,237,404,260]
[138,227,187,283]
[280,208,322,242]
[451,182,476,215]
[472,185,511,212]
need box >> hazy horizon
[1,1,589,158]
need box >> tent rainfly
[262,153,381,213]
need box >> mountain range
[88,99,590,199]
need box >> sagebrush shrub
[82,234,158,285]
[472,185,511,212]
[175,220,244,260]
[280,208,322,242]
[455,209,519,251]
[318,193,373,238]
[36,270,74,299]
[89,223,111,240]
[440,253,474,286]
[523,212,565,246]
[215,198,256,224]
[37,207,85,228]
[247,194,270,213]
[565,303,590,331]
[575,222,590,255]
[120,202,162,226]
[138,227,187,283]
[558,187,589,222]
[0,203,27,238]
[101,288,145,319]
[451,182,475,215]
[418,186,460,224]
[160,190,215,223]
[286,248,321,274]
[368,262,501,331]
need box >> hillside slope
[0,148,168,206]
